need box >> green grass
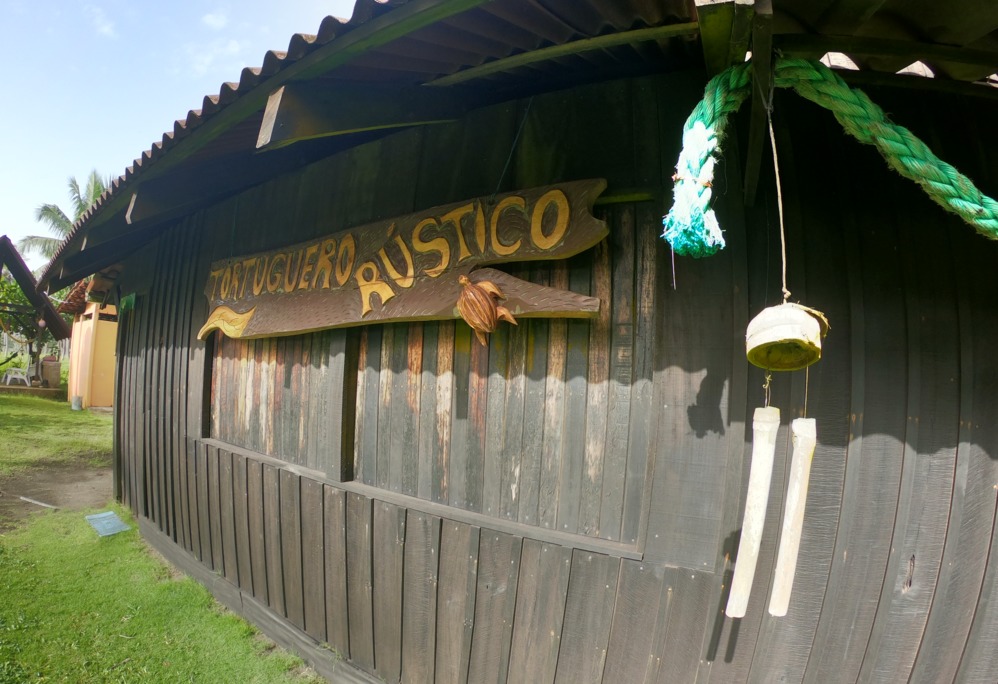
[0,505,322,684]
[0,394,322,682]
[0,395,112,476]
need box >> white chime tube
[768,417,817,616]
[726,406,781,618]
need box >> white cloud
[85,4,116,38]
[201,10,229,30]
[186,38,245,77]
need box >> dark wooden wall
[115,72,998,683]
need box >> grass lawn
[0,395,112,476]
[0,506,321,683]
[0,395,323,683]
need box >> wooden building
[39,1,998,682]
[59,279,119,408]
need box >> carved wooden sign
[198,179,607,340]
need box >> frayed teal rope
[663,58,998,257]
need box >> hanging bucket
[746,303,829,371]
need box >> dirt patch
[0,462,112,532]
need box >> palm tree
[18,170,109,259]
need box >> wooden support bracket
[743,0,773,206]
[257,81,467,151]
[695,0,756,76]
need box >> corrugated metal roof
[39,0,998,290]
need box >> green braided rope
[663,57,998,256]
[662,63,752,257]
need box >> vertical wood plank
[354,328,370,484]
[186,220,210,441]
[580,237,611,536]
[654,570,713,683]
[323,486,350,658]
[435,521,480,684]
[218,448,238,586]
[500,321,527,523]
[518,308,549,528]
[557,257,591,535]
[540,263,569,530]
[331,329,358,481]
[300,477,327,643]
[378,325,396,491]
[743,106,849,683]
[207,444,224,574]
[483,326,510,519]
[602,560,667,683]
[800,105,908,684]
[507,541,572,684]
[433,322,455,505]
[949,110,998,681]
[246,458,268,605]
[361,326,383,487]
[177,410,191,553]
[599,206,636,541]
[449,323,472,510]
[856,154,960,684]
[263,463,286,616]
[186,438,203,562]
[346,492,375,673]
[554,551,620,684]
[417,323,440,501]
[401,512,441,684]
[196,441,212,569]
[467,531,522,684]
[272,337,286,461]
[290,335,306,466]
[465,332,490,514]
[388,323,420,496]
[400,323,423,497]
[304,334,321,471]
[642,233,733,571]
[280,469,305,631]
[373,500,406,683]
[232,453,253,594]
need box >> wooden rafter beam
[121,137,354,229]
[814,0,887,36]
[50,223,164,293]
[837,68,998,101]
[40,0,493,290]
[743,0,773,206]
[426,23,699,87]
[696,0,755,76]
[0,236,71,339]
[257,82,468,150]
[775,34,998,72]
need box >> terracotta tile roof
[56,279,88,315]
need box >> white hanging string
[768,112,791,304]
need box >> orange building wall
[68,302,117,408]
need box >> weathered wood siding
[115,73,998,683]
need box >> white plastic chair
[2,356,30,386]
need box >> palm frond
[33,204,72,236]
[16,235,63,259]
[82,170,107,217]
[67,176,85,220]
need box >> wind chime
[661,56,998,617]
[726,111,830,620]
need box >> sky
[0,0,358,271]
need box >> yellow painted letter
[355,261,397,316]
[490,195,525,256]
[530,189,570,250]
[412,217,450,278]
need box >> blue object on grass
[85,511,131,537]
